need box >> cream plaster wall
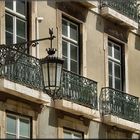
[127,33,140,97]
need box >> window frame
[62,17,80,74]
[6,113,31,139]
[108,40,123,90]
[5,0,27,44]
[63,128,83,139]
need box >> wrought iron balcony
[100,87,140,123]
[57,69,98,109]
[0,44,97,109]
[100,0,138,22]
[0,44,43,90]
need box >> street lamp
[40,28,64,98]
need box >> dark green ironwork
[0,45,43,90]
[100,87,140,123]
[57,69,98,109]
[100,0,138,22]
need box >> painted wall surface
[38,107,58,138]
[127,33,140,97]
[37,1,58,59]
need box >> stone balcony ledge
[0,78,51,104]
[103,115,140,133]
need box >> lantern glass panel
[42,63,48,88]
[56,63,62,87]
[49,63,56,90]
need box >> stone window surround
[0,99,37,139]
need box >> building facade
[0,0,140,139]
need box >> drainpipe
[35,17,44,58]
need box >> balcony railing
[0,44,97,109]
[100,0,138,22]
[100,87,140,123]
[0,45,43,90]
[57,69,98,109]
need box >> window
[5,0,27,44]
[64,128,83,139]
[108,40,123,90]
[6,113,31,139]
[62,18,79,74]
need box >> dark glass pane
[70,23,78,41]
[62,19,68,37]
[62,41,68,57]
[114,45,121,60]
[7,115,16,134]
[16,0,26,15]
[115,78,121,90]
[108,45,112,56]
[70,44,77,61]
[74,134,82,139]
[17,19,26,38]
[115,64,121,78]
[6,134,16,139]
[17,36,26,43]
[63,56,67,70]
[5,1,13,10]
[71,60,77,73]
[6,32,13,44]
[108,61,112,75]
[109,75,113,88]
[6,14,13,33]
[64,131,72,138]
[20,118,30,137]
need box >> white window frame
[62,18,79,74]
[108,40,122,90]
[5,0,27,44]
[63,128,83,139]
[6,113,31,139]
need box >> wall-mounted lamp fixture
[40,28,64,98]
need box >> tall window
[5,0,27,44]
[108,40,123,90]
[6,113,31,139]
[64,128,83,139]
[62,18,79,74]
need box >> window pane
[62,41,68,57]
[16,0,26,15]
[70,44,77,61]
[17,37,26,43]
[20,118,30,137]
[62,20,68,37]
[109,75,113,88]
[115,78,121,90]
[74,134,82,139]
[5,1,13,10]
[70,23,78,41]
[7,115,16,134]
[6,14,13,33]
[108,45,112,56]
[19,136,29,139]
[71,60,77,73]
[6,134,16,139]
[114,45,121,60]
[64,131,72,138]
[6,32,13,44]
[108,61,112,75]
[63,57,68,70]
[115,64,121,78]
[17,19,26,38]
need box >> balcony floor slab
[0,78,51,104]
[54,99,100,120]
[103,115,140,133]
[101,7,138,30]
